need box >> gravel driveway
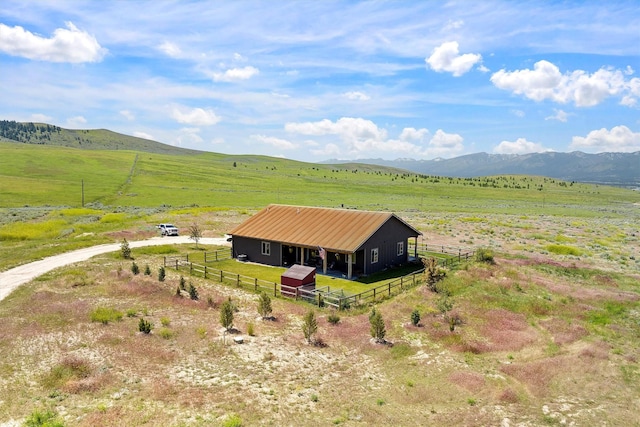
[0,236,230,302]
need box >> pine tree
[302,310,318,344]
[257,292,272,319]
[220,299,234,331]
[369,309,386,343]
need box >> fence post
[220,270,223,282]
[255,278,258,291]
[175,259,179,270]
[388,282,391,296]
[204,265,207,279]
[237,274,240,286]
[186,254,189,263]
[204,252,207,263]
[190,263,193,274]
[274,282,277,297]
[163,256,166,267]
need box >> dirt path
[0,236,230,302]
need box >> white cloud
[491,60,640,107]
[170,107,220,126]
[569,126,640,153]
[158,41,181,58]
[0,22,106,63]
[545,109,570,122]
[511,109,525,118]
[344,91,370,101]
[427,129,464,157]
[134,131,154,140]
[66,115,87,127]
[286,117,463,158]
[493,138,550,154]
[211,66,259,82]
[311,142,341,157]
[398,127,428,142]
[251,134,297,150]
[426,41,482,77]
[30,113,53,123]
[120,110,135,121]
[174,127,203,147]
[285,117,388,153]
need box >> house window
[397,241,404,256]
[371,248,379,264]
[261,241,271,256]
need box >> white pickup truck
[158,223,179,236]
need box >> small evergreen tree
[131,262,140,275]
[410,309,421,326]
[158,266,166,282]
[179,276,186,290]
[121,238,131,259]
[369,309,386,343]
[423,257,446,292]
[139,318,153,334]
[220,299,234,331]
[188,283,199,300]
[302,310,318,344]
[144,264,151,275]
[257,292,272,319]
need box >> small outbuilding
[280,264,316,297]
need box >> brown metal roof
[229,204,421,253]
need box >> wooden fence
[163,245,473,310]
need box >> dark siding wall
[361,218,416,275]
[233,236,281,266]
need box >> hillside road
[0,236,230,302]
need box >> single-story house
[228,204,422,279]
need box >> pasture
[0,141,639,426]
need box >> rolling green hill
[0,120,198,155]
[1,140,638,215]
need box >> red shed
[281,264,316,297]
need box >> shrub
[126,308,137,318]
[302,310,318,344]
[247,322,255,336]
[158,328,174,339]
[90,307,123,325]
[257,292,272,319]
[220,299,235,331]
[545,244,582,256]
[158,266,166,282]
[327,313,341,325]
[410,309,421,326]
[222,414,243,427]
[120,238,131,259]
[188,283,199,300]
[144,264,151,275]
[475,247,495,264]
[160,317,170,327]
[23,409,65,427]
[369,308,386,343]
[138,318,153,334]
[436,295,453,315]
[131,262,139,275]
[179,276,186,290]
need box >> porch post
[323,254,327,274]
[347,253,353,279]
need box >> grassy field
[0,141,639,426]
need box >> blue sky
[1,1,639,162]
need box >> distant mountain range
[324,151,640,188]
[2,120,638,188]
